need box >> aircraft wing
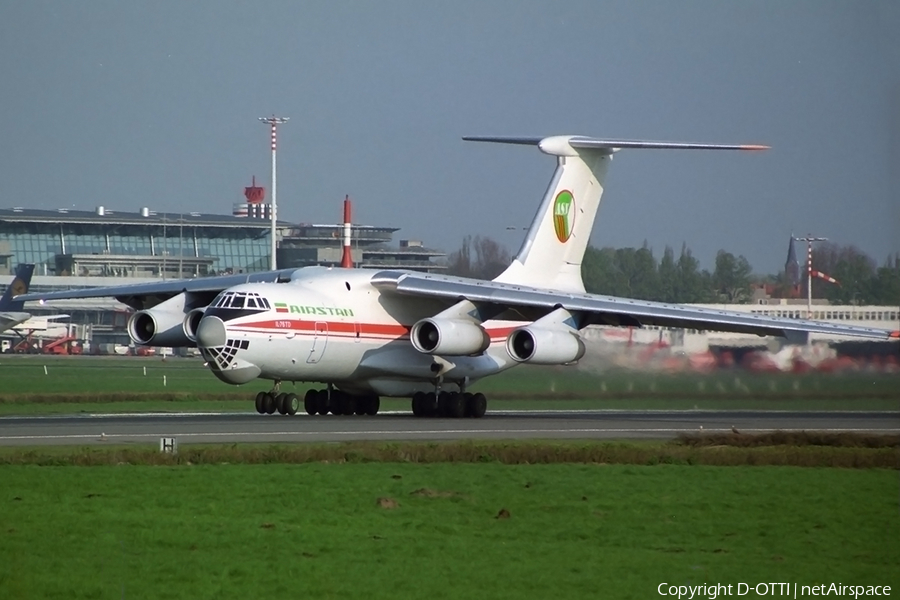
[371,270,900,342]
[15,269,298,310]
[0,311,32,333]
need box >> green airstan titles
[285,304,354,317]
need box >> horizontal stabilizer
[463,135,769,153]
[462,134,768,292]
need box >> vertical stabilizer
[0,264,35,311]
[463,136,767,293]
[493,136,611,292]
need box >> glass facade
[0,214,271,277]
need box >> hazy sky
[2,1,898,274]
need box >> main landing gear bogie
[253,388,486,418]
[411,391,487,419]
[254,388,379,416]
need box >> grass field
[1,355,897,415]
[1,461,898,599]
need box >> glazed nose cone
[196,315,227,347]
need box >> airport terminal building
[0,201,445,351]
[0,206,444,279]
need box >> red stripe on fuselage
[230,318,518,342]
[237,319,408,337]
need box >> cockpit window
[208,291,269,311]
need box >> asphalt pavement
[0,409,897,446]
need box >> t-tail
[463,136,768,293]
[0,264,35,311]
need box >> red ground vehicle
[41,334,82,355]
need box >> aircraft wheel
[365,395,380,416]
[328,391,343,415]
[263,393,276,414]
[354,396,367,415]
[445,392,466,419]
[437,391,450,416]
[284,393,299,416]
[303,390,318,415]
[462,393,474,417]
[468,393,487,418]
[254,391,267,414]
[340,393,356,416]
[411,392,425,417]
[275,392,288,415]
[424,392,439,417]
[316,390,330,415]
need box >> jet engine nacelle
[410,318,490,356]
[506,326,586,365]
[182,307,207,343]
[126,293,197,347]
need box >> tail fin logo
[10,277,27,297]
[553,190,575,243]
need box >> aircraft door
[307,321,328,364]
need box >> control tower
[233,176,271,219]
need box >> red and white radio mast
[258,116,289,270]
[341,196,353,268]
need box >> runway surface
[0,410,898,446]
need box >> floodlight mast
[259,116,289,270]
[795,235,828,319]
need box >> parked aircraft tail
[1,264,36,311]
[463,136,767,293]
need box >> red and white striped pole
[258,116,289,270]
[796,235,827,319]
[341,196,353,268]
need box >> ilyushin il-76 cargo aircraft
[18,136,899,418]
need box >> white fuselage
[196,267,521,397]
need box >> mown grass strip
[1,462,897,599]
[0,391,246,404]
[1,437,898,468]
[3,355,898,398]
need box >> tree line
[445,237,900,306]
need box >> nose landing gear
[254,390,300,415]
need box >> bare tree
[446,236,473,278]
[446,235,511,280]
